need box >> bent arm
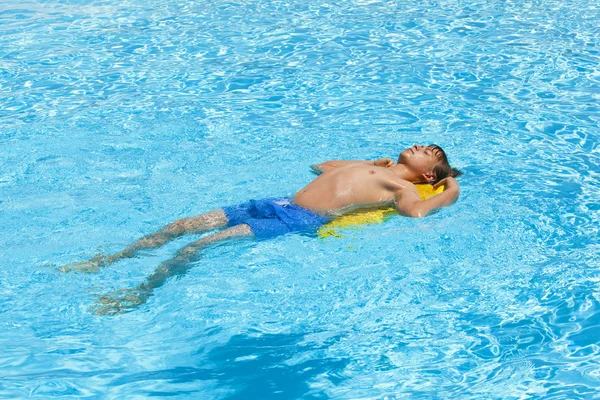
[311,158,395,174]
[395,178,460,218]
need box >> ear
[422,172,436,183]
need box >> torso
[292,164,414,215]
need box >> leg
[90,224,254,315]
[143,224,253,290]
[60,209,229,273]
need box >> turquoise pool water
[2,0,600,397]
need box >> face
[397,144,441,177]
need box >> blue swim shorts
[222,198,330,240]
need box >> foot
[58,254,106,273]
[89,287,152,315]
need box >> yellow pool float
[317,184,444,238]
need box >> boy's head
[398,144,462,184]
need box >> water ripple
[1,0,600,398]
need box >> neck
[389,164,422,184]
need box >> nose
[413,144,421,151]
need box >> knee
[177,244,202,257]
[178,246,194,256]
[169,218,191,234]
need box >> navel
[369,170,376,175]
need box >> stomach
[293,180,395,214]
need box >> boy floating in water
[63,144,462,314]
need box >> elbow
[408,208,428,218]
[315,163,335,173]
[310,164,323,175]
[399,206,428,218]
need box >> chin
[398,152,409,163]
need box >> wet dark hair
[429,144,463,182]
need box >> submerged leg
[91,224,254,315]
[60,209,229,273]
